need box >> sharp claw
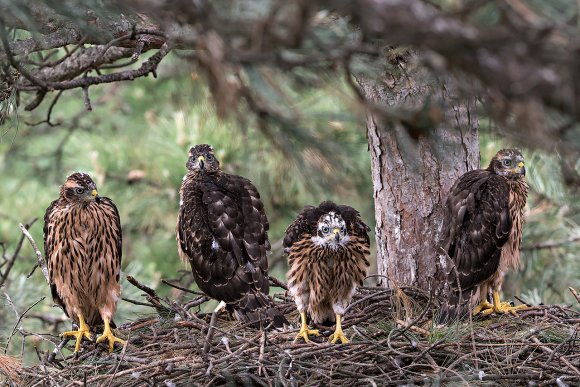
[96,332,126,353]
[294,328,320,343]
[329,332,349,344]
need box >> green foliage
[0,54,374,359]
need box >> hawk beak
[517,162,525,176]
[91,189,98,198]
[333,228,340,242]
[198,156,205,170]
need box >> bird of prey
[176,144,287,329]
[284,201,370,344]
[439,149,528,321]
[44,172,125,352]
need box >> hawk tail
[437,291,469,324]
[230,292,288,329]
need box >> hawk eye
[207,154,214,161]
[321,226,330,234]
[340,225,346,233]
[502,159,511,166]
[74,188,85,194]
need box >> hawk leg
[480,291,529,316]
[328,314,349,344]
[96,318,125,353]
[61,314,92,353]
[294,311,319,343]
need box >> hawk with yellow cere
[439,149,529,321]
[284,201,370,344]
[44,173,124,352]
[176,144,287,329]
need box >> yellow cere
[91,189,98,197]
[198,156,205,162]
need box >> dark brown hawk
[439,149,529,322]
[44,172,124,352]
[284,201,370,344]
[176,144,287,329]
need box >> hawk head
[60,172,100,204]
[186,144,220,173]
[312,211,350,249]
[488,148,526,179]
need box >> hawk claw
[61,315,92,352]
[328,314,349,344]
[96,318,126,353]
[472,300,494,315]
[329,330,349,344]
[479,292,530,317]
[294,327,320,343]
[96,331,125,353]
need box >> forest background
[0,0,578,364]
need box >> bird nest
[2,277,579,386]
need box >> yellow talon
[480,291,530,316]
[328,314,349,344]
[472,299,494,315]
[96,318,125,353]
[61,314,92,352]
[294,311,320,343]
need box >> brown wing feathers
[177,152,287,329]
[439,170,512,321]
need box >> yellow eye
[322,226,330,233]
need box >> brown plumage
[176,144,287,329]
[438,149,528,322]
[284,201,370,343]
[43,172,125,352]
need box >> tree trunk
[358,55,479,290]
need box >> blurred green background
[0,54,578,362]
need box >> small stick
[569,287,580,304]
[203,301,226,354]
[269,276,288,291]
[19,222,50,285]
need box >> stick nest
[3,278,579,387]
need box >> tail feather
[231,292,288,329]
[437,292,470,324]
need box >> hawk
[44,172,125,352]
[439,149,528,321]
[284,201,370,344]
[176,144,287,328]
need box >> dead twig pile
[3,279,579,386]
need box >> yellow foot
[472,300,494,315]
[329,330,349,344]
[62,328,92,352]
[328,314,349,344]
[96,318,126,353]
[480,292,530,317]
[480,303,529,316]
[294,327,320,343]
[62,315,92,352]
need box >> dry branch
[3,280,578,386]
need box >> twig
[569,287,580,304]
[19,221,49,285]
[0,219,37,287]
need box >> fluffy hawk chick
[284,201,370,344]
[438,149,528,322]
[176,144,288,329]
[44,173,124,353]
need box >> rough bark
[358,56,479,290]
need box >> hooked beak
[198,156,205,170]
[91,189,101,203]
[333,228,340,242]
[517,162,525,176]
